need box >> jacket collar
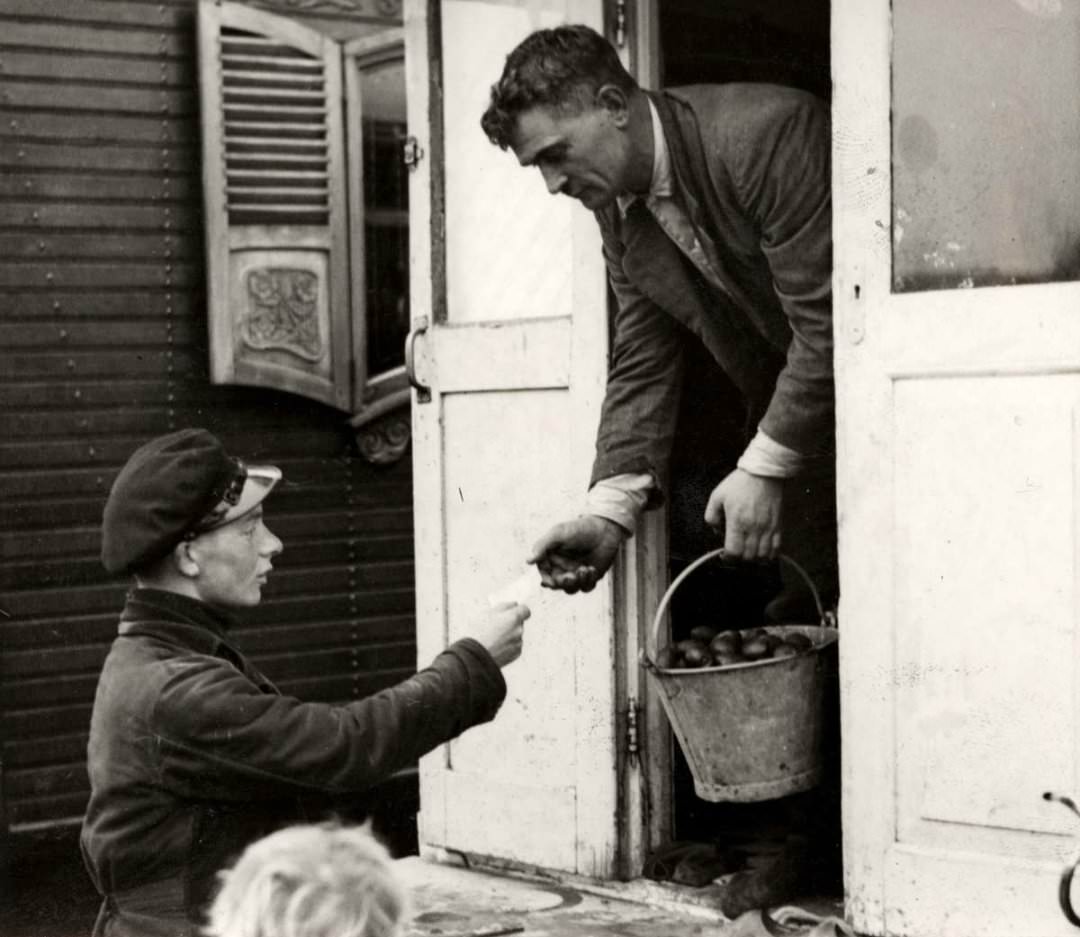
[648,89,758,314]
[648,90,708,235]
[616,96,673,216]
[118,588,238,657]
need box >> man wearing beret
[81,428,529,937]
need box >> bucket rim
[645,549,837,674]
[645,628,837,675]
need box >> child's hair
[204,822,408,937]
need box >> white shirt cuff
[585,473,653,534]
[736,430,805,479]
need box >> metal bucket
[641,549,838,803]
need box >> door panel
[891,0,1080,292]
[405,0,618,875]
[431,319,571,392]
[894,376,1076,845]
[835,2,1080,933]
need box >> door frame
[627,0,847,886]
[615,0,672,880]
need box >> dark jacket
[591,84,834,498]
[81,588,506,936]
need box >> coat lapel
[619,200,780,412]
[649,91,755,314]
[620,199,706,336]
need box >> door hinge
[611,0,628,48]
[623,695,641,767]
[403,135,424,171]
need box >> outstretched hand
[472,602,531,668]
[704,468,784,562]
[526,515,627,594]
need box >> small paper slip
[486,569,539,608]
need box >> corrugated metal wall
[0,0,415,832]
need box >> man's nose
[539,164,565,194]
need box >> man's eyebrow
[519,141,565,168]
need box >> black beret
[101,428,281,574]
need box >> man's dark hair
[481,24,638,150]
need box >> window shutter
[197,0,351,411]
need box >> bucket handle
[642,549,833,673]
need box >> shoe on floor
[642,840,739,886]
[720,835,839,918]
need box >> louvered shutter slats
[226,140,326,151]
[227,169,329,180]
[224,69,325,87]
[220,26,329,226]
[198,0,351,411]
[226,127,326,141]
[225,88,326,103]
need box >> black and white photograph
[2,1,1078,935]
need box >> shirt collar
[617,97,672,215]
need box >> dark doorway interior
[655,0,837,905]
[659,0,830,97]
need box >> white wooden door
[834,2,1080,934]
[403,0,620,876]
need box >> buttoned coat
[590,84,834,498]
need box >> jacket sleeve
[733,92,834,455]
[589,211,685,502]
[150,637,506,800]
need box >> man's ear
[174,539,200,579]
[595,83,631,127]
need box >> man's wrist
[736,430,805,479]
[585,473,652,534]
[584,509,634,538]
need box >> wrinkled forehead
[512,116,561,165]
[511,103,593,165]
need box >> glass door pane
[357,56,409,374]
[893,1,1080,292]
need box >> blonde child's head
[205,822,408,937]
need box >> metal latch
[403,136,424,170]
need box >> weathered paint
[835,1,1080,933]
